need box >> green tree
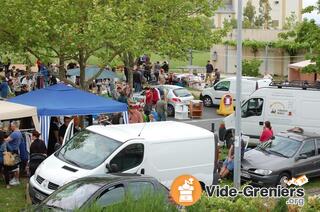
[283,12,298,30]
[0,0,227,91]
[242,59,263,77]
[255,0,272,29]
[243,0,256,29]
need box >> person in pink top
[259,121,273,142]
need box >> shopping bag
[3,151,21,166]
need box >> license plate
[241,172,251,179]
[34,191,46,201]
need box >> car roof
[157,84,185,90]
[221,76,269,82]
[87,121,213,143]
[69,173,156,185]
[278,131,320,141]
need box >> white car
[200,77,271,107]
[133,85,194,116]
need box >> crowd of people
[0,121,46,189]
[0,54,224,189]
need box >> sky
[303,0,320,23]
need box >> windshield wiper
[268,150,289,158]
[59,152,80,167]
[64,158,80,167]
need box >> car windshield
[257,136,302,158]
[56,130,122,169]
[173,88,191,97]
[43,181,101,210]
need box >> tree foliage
[0,0,227,90]
[243,0,256,29]
[242,59,262,77]
[256,0,272,29]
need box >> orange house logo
[170,175,202,206]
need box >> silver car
[241,129,320,187]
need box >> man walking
[213,68,220,85]
[205,60,214,84]
[133,67,143,92]
[156,95,167,121]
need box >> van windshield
[56,130,121,169]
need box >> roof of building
[87,121,214,143]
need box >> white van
[29,121,217,203]
[200,77,271,107]
[224,84,320,145]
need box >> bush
[242,59,263,77]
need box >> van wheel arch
[199,181,206,191]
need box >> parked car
[133,85,194,116]
[200,77,271,107]
[241,128,320,187]
[29,121,218,203]
[29,174,169,210]
[224,82,320,145]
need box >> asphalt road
[168,106,225,132]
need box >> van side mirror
[295,154,308,161]
[106,163,119,173]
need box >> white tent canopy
[288,60,316,69]
[0,101,40,131]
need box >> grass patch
[0,178,29,211]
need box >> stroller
[29,153,47,177]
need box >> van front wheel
[203,96,213,107]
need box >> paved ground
[168,105,225,132]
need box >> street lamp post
[234,0,243,189]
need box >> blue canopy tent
[9,83,128,146]
[67,67,117,80]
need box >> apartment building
[213,0,303,29]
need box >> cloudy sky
[303,0,320,23]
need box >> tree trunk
[123,52,135,95]
[58,55,65,80]
[78,49,86,90]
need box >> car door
[314,139,320,176]
[241,98,265,139]
[106,143,145,174]
[294,140,318,177]
[94,184,125,208]
[211,80,231,105]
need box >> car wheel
[203,96,213,107]
[278,173,290,188]
[167,104,175,117]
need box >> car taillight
[171,98,181,103]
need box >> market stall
[0,101,40,131]
[9,83,128,145]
